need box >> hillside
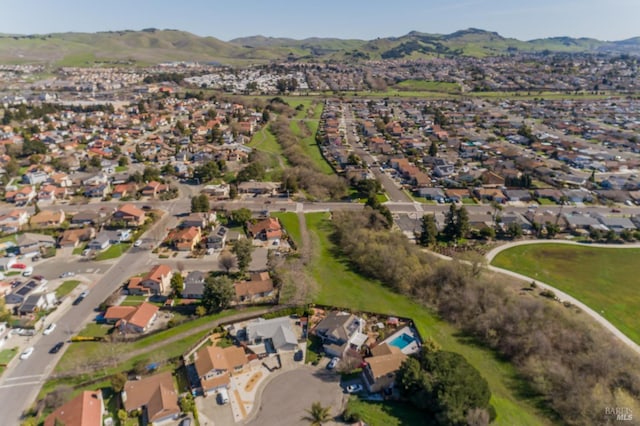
[0,28,638,66]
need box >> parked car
[346,384,363,394]
[43,323,56,335]
[60,271,75,278]
[20,347,34,360]
[217,388,229,405]
[133,240,142,247]
[327,357,339,370]
[12,263,26,269]
[49,342,64,354]
[22,267,33,277]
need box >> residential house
[5,186,36,205]
[0,209,29,234]
[362,343,407,393]
[313,312,367,358]
[4,280,45,305]
[22,171,49,186]
[29,210,65,228]
[71,210,108,227]
[182,271,206,299]
[104,302,159,333]
[87,230,120,251]
[141,181,169,198]
[444,188,470,203]
[112,182,137,199]
[181,212,215,230]
[84,183,110,199]
[112,204,146,227]
[37,184,67,204]
[44,390,104,426]
[16,233,55,256]
[194,345,249,394]
[237,181,279,195]
[18,292,57,315]
[247,217,282,241]
[167,226,202,252]
[204,227,226,251]
[473,188,506,203]
[242,316,299,354]
[202,184,230,200]
[597,216,637,233]
[122,372,180,424]
[504,189,532,202]
[481,170,505,187]
[58,227,95,248]
[415,187,445,202]
[139,264,173,295]
[234,272,275,303]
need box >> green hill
[0,27,638,66]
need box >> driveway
[245,366,344,426]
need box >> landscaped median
[491,242,640,345]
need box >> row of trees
[419,204,470,246]
[269,116,347,200]
[331,209,640,425]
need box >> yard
[94,243,131,261]
[271,212,301,246]
[304,212,551,426]
[491,243,640,345]
[345,396,428,426]
[119,295,147,307]
[55,280,81,299]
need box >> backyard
[491,243,640,345]
[304,212,552,426]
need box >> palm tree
[302,401,332,425]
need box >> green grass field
[394,80,461,94]
[94,243,131,261]
[0,348,17,365]
[491,243,640,344]
[55,280,81,298]
[305,213,552,426]
[346,397,427,426]
[289,104,334,175]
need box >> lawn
[78,323,111,338]
[94,243,131,261]
[72,243,87,256]
[393,80,461,94]
[120,295,147,306]
[346,397,428,426]
[272,212,301,247]
[55,280,81,298]
[491,243,640,345]
[305,212,552,426]
[0,347,17,365]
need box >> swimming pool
[389,333,415,350]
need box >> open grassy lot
[491,243,640,345]
[305,212,552,426]
[55,280,81,298]
[289,104,334,175]
[346,397,427,426]
[0,348,17,370]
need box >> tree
[202,275,235,313]
[545,221,560,238]
[230,208,252,226]
[179,393,195,413]
[22,138,47,156]
[5,158,19,177]
[428,140,438,157]
[302,401,331,425]
[419,214,438,247]
[195,305,207,317]
[117,409,128,425]
[193,161,220,183]
[506,222,523,239]
[218,252,237,273]
[232,238,254,272]
[118,155,129,167]
[170,274,184,297]
[191,194,209,213]
[142,166,161,182]
[443,204,469,241]
[229,184,238,200]
[110,372,127,393]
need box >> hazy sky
[2,0,638,41]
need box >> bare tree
[218,252,237,273]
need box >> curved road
[485,239,640,355]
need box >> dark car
[72,296,85,305]
[49,341,64,354]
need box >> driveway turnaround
[246,366,344,426]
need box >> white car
[60,271,75,279]
[346,384,363,394]
[43,323,56,335]
[20,347,34,360]
[133,240,142,247]
[327,357,339,370]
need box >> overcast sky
[2,0,638,41]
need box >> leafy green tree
[142,166,161,182]
[179,393,195,413]
[230,208,252,226]
[111,372,127,393]
[193,161,220,183]
[419,214,438,247]
[22,138,47,156]
[443,204,469,241]
[236,162,265,182]
[428,140,438,157]
[191,194,210,213]
[170,274,184,297]
[229,184,238,200]
[195,305,207,317]
[232,238,254,272]
[5,158,19,177]
[202,275,235,313]
[118,156,129,167]
[302,401,331,425]
[507,222,523,239]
